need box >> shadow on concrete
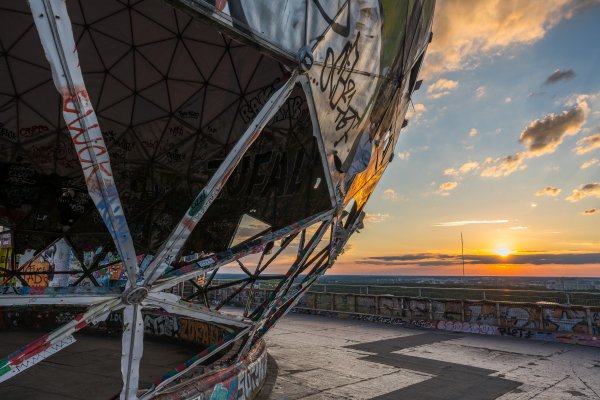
[255,353,279,400]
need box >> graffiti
[436,320,498,335]
[64,94,111,184]
[544,309,586,332]
[189,191,208,216]
[177,110,200,120]
[0,335,76,381]
[179,318,222,345]
[0,123,17,141]
[168,126,184,136]
[143,314,179,338]
[236,352,267,400]
[19,124,49,138]
[241,89,304,125]
[467,304,497,325]
[504,307,537,329]
[319,32,361,147]
[210,381,237,400]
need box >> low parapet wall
[293,292,600,347]
[155,339,267,400]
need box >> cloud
[480,152,527,177]
[509,226,528,230]
[434,219,509,227]
[535,186,561,197]
[397,151,410,160]
[422,0,591,77]
[519,101,589,156]
[427,78,458,99]
[543,68,576,85]
[437,181,458,196]
[382,188,398,202]
[358,252,600,267]
[581,158,599,169]
[469,128,478,137]
[414,103,426,113]
[566,182,600,202]
[443,161,480,178]
[581,209,599,215]
[443,168,457,177]
[475,86,486,98]
[364,213,389,223]
[574,133,600,155]
[406,103,427,120]
[478,98,591,178]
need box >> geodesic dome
[0,0,435,398]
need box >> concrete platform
[0,331,202,399]
[259,313,600,400]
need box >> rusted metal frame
[182,279,204,302]
[249,231,299,274]
[0,297,122,383]
[206,277,253,292]
[0,285,123,306]
[183,275,248,302]
[31,0,139,285]
[63,235,101,287]
[236,259,253,277]
[214,280,252,311]
[150,209,333,292]
[0,293,119,306]
[257,244,333,336]
[238,221,330,359]
[143,71,300,286]
[265,219,330,308]
[243,243,333,357]
[70,240,115,286]
[146,292,250,328]
[139,326,252,399]
[121,303,144,400]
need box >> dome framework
[0,0,435,398]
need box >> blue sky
[331,1,600,276]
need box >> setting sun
[494,245,512,257]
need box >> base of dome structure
[0,305,267,400]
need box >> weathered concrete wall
[0,306,228,347]
[292,292,600,347]
[155,339,268,400]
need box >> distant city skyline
[331,0,600,277]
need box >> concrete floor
[1,313,599,399]
[0,331,201,399]
[260,313,600,400]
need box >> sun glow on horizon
[494,245,513,257]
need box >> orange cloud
[580,158,598,169]
[535,186,561,197]
[427,78,459,99]
[566,183,600,202]
[575,133,600,155]
[480,152,526,177]
[423,0,587,77]
[437,181,458,195]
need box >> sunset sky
[330,0,600,277]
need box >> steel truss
[0,1,365,398]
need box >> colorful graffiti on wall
[287,291,600,348]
